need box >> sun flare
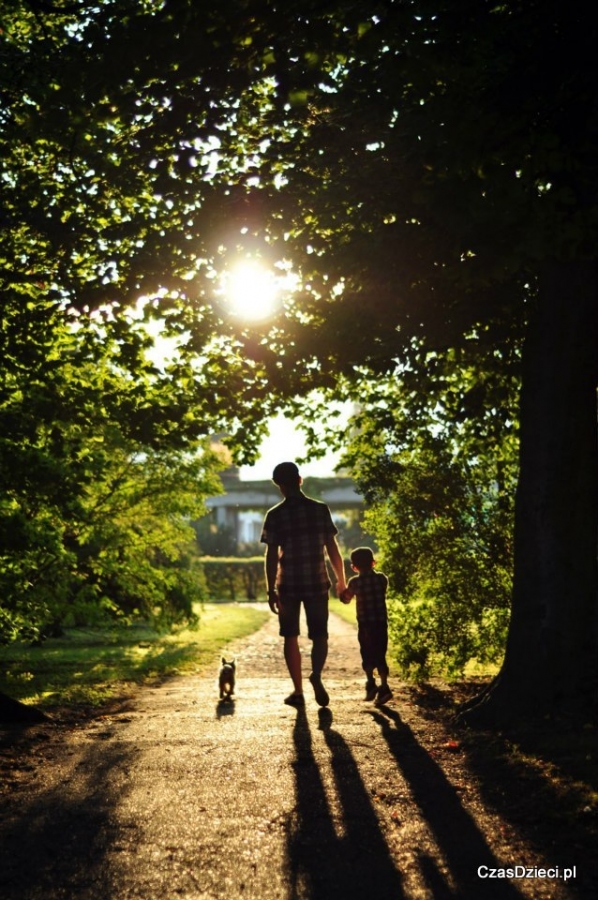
[223,261,279,320]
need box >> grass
[329,597,357,625]
[0,603,269,710]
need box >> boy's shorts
[278,591,329,639]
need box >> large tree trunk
[463,260,598,725]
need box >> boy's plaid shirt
[261,492,338,593]
[347,570,389,625]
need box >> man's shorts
[277,591,329,639]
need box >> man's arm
[264,543,280,613]
[325,535,347,595]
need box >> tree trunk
[462,260,598,725]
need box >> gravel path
[0,609,592,899]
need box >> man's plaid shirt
[347,570,389,625]
[261,492,338,593]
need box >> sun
[223,261,279,320]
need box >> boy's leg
[359,627,376,672]
[377,626,389,680]
[364,670,378,700]
[363,658,376,688]
[359,627,379,700]
[374,626,392,704]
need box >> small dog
[218,658,236,701]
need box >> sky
[239,412,345,481]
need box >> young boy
[341,547,392,705]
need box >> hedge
[200,557,265,601]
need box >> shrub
[200,557,265,601]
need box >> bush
[200,557,265,601]
[353,438,515,678]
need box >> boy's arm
[325,535,347,594]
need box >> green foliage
[192,516,239,557]
[361,443,513,678]
[336,333,520,677]
[201,557,265,601]
[0,427,223,641]
[0,0,286,457]
[334,510,377,559]
[0,2,251,644]
[0,315,225,640]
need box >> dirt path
[0,610,594,899]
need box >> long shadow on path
[371,706,532,900]
[0,733,134,900]
[286,705,405,900]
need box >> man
[261,461,347,707]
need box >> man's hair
[272,461,301,487]
[351,547,375,569]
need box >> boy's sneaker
[309,673,330,707]
[375,684,393,706]
[364,678,378,701]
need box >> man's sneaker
[365,679,378,701]
[309,673,330,707]
[375,684,393,706]
[284,693,305,707]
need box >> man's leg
[278,594,303,702]
[309,646,330,707]
[284,636,303,694]
[305,595,329,677]
[311,635,328,678]
[309,631,329,709]
[305,595,330,707]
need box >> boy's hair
[350,546,375,569]
[272,461,301,487]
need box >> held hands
[336,579,352,604]
[339,587,353,605]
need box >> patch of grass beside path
[329,597,357,625]
[0,603,269,711]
